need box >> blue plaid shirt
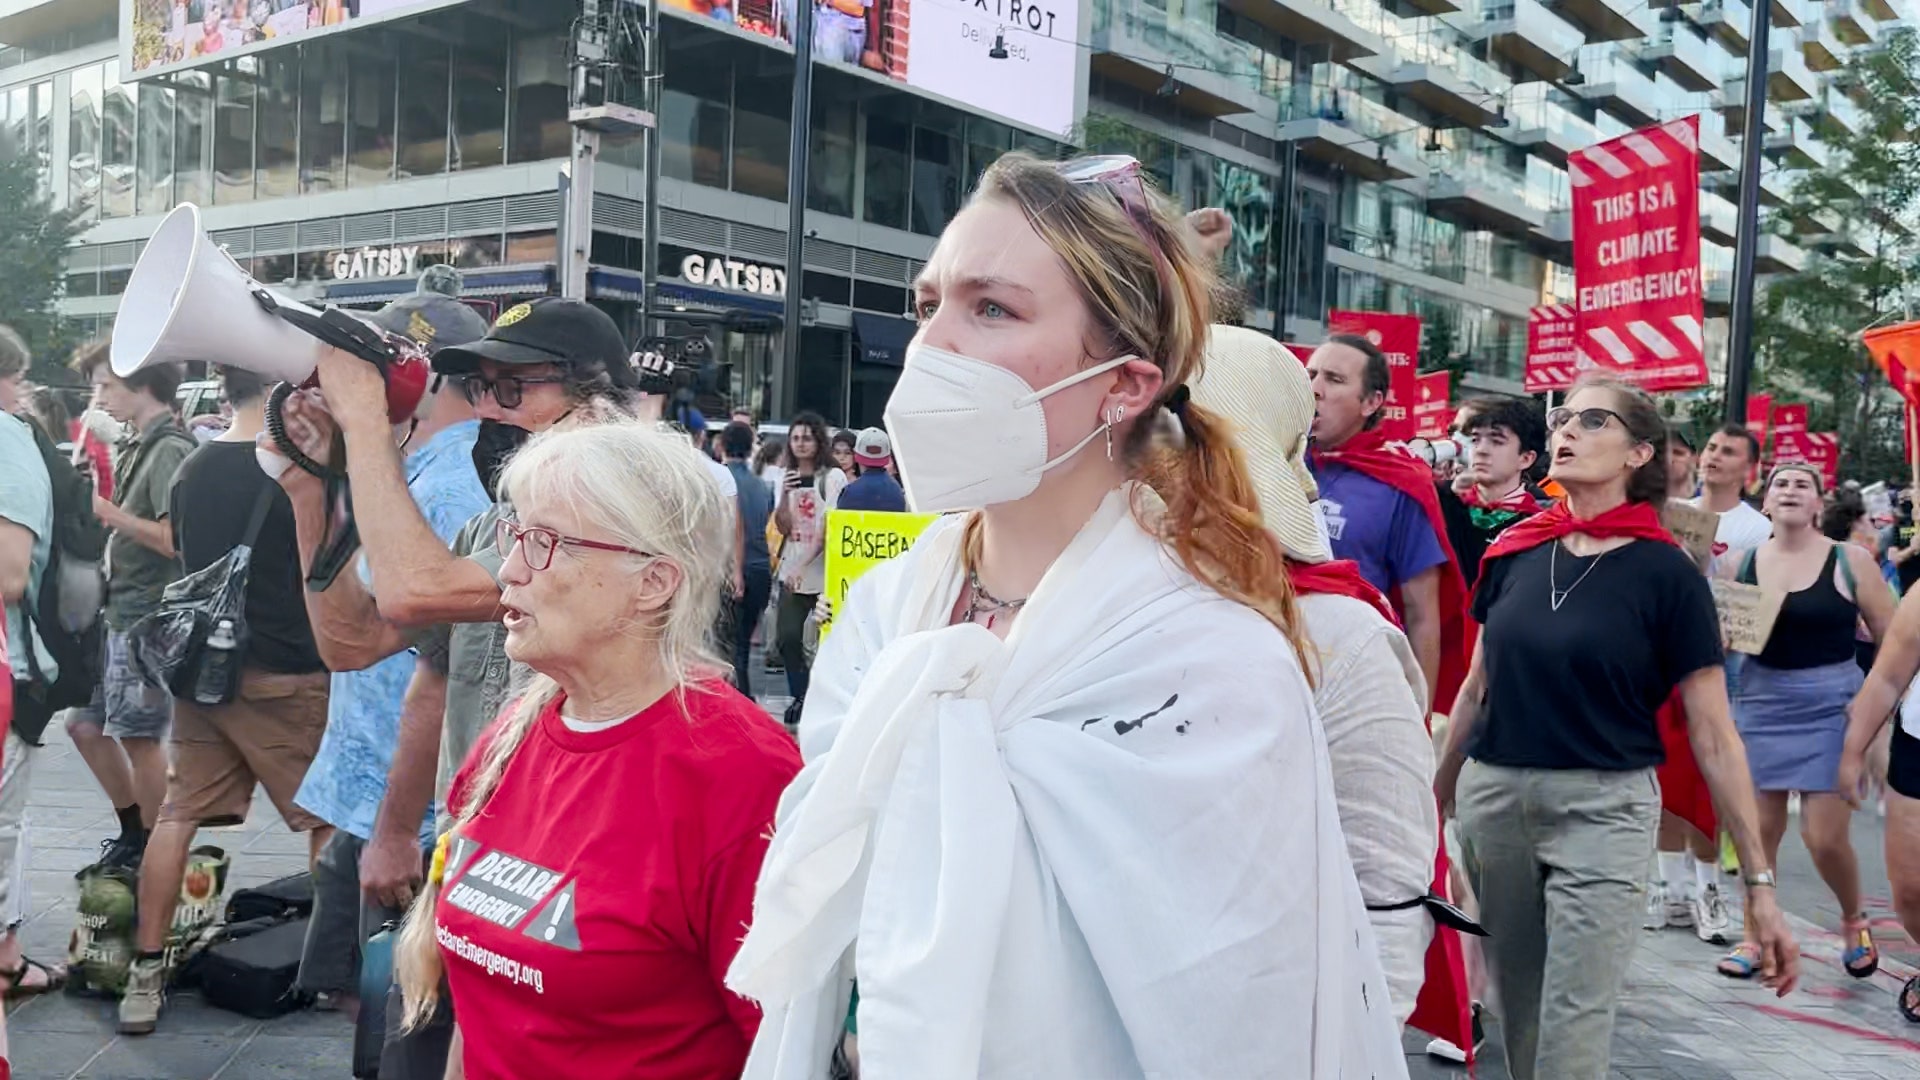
[294,420,488,841]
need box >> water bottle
[192,618,240,705]
[353,922,398,1079]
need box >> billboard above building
[122,0,468,79]
[666,0,1082,137]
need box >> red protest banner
[1745,393,1772,448]
[1772,403,1810,463]
[1328,310,1421,440]
[1283,342,1316,364]
[1807,432,1840,489]
[1524,304,1579,393]
[1569,116,1707,392]
[1415,371,1453,439]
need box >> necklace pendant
[987,611,996,629]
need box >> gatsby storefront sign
[678,254,788,297]
[329,246,422,280]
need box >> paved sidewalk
[12,705,1920,1077]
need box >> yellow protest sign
[821,509,939,637]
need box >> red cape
[1312,430,1470,714]
[1287,555,1471,1064]
[1475,500,1718,839]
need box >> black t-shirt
[1467,538,1723,771]
[168,440,324,675]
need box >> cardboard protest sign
[821,509,939,637]
[1709,578,1786,655]
[1661,501,1720,571]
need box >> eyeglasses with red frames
[495,517,656,572]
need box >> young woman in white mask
[726,153,1405,1079]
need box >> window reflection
[509,32,569,163]
[452,35,507,171]
[301,42,346,194]
[135,82,173,216]
[349,53,396,187]
[174,72,211,207]
[398,44,450,178]
[102,69,134,218]
[660,41,730,188]
[863,107,909,230]
[909,121,960,237]
[212,60,255,204]
[258,55,299,199]
[808,90,856,216]
[68,64,102,223]
[731,54,791,201]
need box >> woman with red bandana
[1433,375,1799,1080]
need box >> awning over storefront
[587,266,786,319]
[321,264,555,305]
[852,312,916,367]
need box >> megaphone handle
[306,474,364,594]
[252,289,395,371]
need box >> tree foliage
[0,146,83,386]
[1751,28,1920,484]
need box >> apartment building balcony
[1801,19,1849,70]
[1505,86,1600,164]
[1698,124,1740,172]
[0,0,108,46]
[1861,0,1904,22]
[1701,193,1739,245]
[1771,0,1809,27]
[1571,48,1661,125]
[1832,0,1881,43]
[1764,117,1829,168]
[1769,43,1817,98]
[1696,0,1753,49]
[1810,88,1865,137]
[1550,0,1653,41]
[1426,157,1548,234]
[1355,27,1513,127]
[1220,0,1386,61]
[1529,207,1575,260]
[1090,0,1267,117]
[1277,89,1429,180]
[1702,165,1795,206]
[1472,0,1586,81]
[1704,268,1732,315]
[1639,24,1723,91]
[1754,234,1808,273]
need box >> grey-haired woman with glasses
[1434,376,1798,1080]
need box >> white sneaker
[1693,883,1731,945]
[1666,883,1695,929]
[1643,881,1669,930]
[118,955,166,1035]
[1425,1037,1467,1064]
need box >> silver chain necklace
[964,568,1029,629]
[1548,542,1611,612]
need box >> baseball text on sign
[1525,304,1579,393]
[1569,116,1707,392]
[1328,310,1422,441]
[822,510,939,638]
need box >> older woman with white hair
[395,421,802,1080]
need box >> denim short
[68,630,173,740]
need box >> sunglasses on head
[457,372,566,410]
[1546,406,1629,434]
[1054,154,1171,301]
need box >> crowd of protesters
[9,147,1920,1080]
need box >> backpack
[13,421,108,744]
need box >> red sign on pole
[1524,304,1579,394]
[1415,371,1453,439]
[1569,116,1708,392]
[1328,310,1422,441]
[1772,403,1810,463]
[1745,393,1772,448]
[1807,432,1840,489]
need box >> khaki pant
[1456,761,1660,1080]
[158,668,329,830]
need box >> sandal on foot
[1844,915,1881,978]
[2,955,68,999]
[1900,976,1920,1023]
[1718,942,1762,979]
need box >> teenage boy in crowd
[68,343,192,877]
[1443,397,1552,586]
[119,367,333,1033]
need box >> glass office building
[0,0,1899,421]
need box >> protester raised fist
[1186,207,1232,261]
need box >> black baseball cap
[369,291,490,354]
[432,297,637,388]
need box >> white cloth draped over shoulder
[725,484,1407,1080]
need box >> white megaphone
[1405,433,1470,467]
[111,203,429,424]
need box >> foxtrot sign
[1569,116,1707,392]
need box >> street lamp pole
[1723,0,1772,423]
[777,0,816,421]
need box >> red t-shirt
[437,682,801,1080]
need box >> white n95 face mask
[883,343,1134,513]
